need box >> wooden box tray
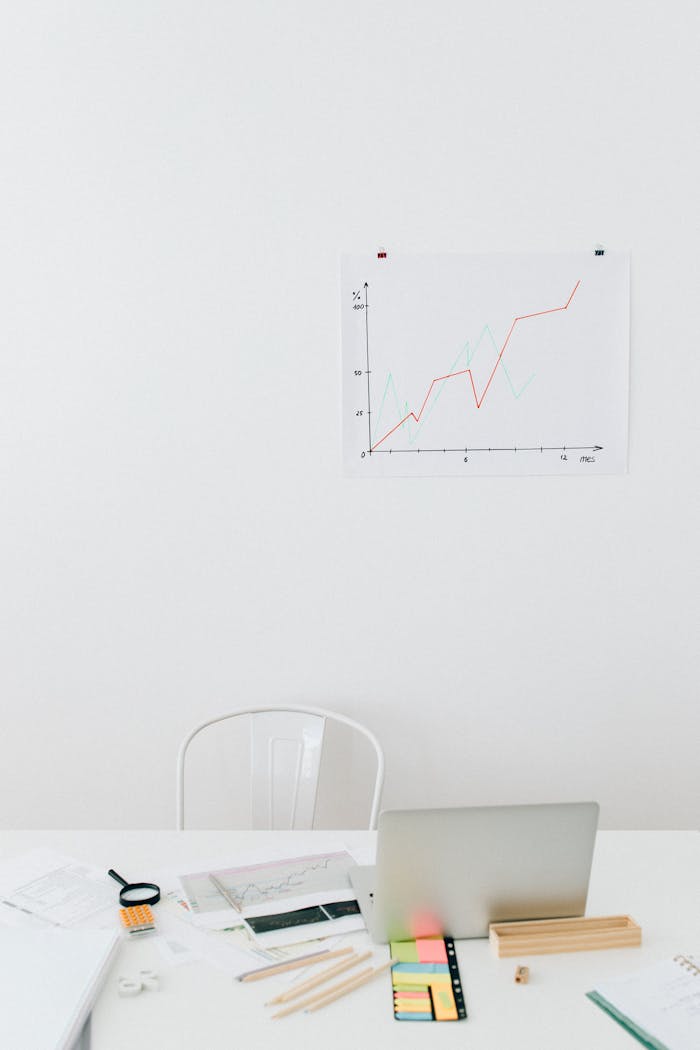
[489,915,642,957]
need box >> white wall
[1,1,698,830]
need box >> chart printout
[341,252,629,477]
[179,851,356,917]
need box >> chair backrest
[176,705,384,831]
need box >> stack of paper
[0,927,119,1050]
[177,848,364,948]
[0,849,114,928]
[152,847,367,976]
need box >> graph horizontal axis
[368,445,603,455]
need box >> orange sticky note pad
[432,985,458,1021]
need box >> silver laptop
[350,801,599,942]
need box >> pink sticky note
[416,937,448,963]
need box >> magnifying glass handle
[108,869,129,888]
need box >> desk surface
[0,830,697,1050]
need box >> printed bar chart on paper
[341,252,629,476]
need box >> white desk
[0,830,697,1050]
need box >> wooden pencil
[271,959,395,1019]
[266,951,371,1005]
[208,873,242,914]
[304,960,396,1013]
[271,966,375,1019]
[239,946,353,982]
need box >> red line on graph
[370,280,581,451]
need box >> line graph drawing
[214,852,354,910]
[341,252,629,477]
[370,281,579,451]
[372,324,537,451]
[180,852,355,915]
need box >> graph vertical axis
[364,281,372,454]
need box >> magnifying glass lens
[108,869,160,906]
[121,885,151,903]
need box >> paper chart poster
[341,252,629,477]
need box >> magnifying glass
[108,869,161,907]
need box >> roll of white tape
[117,977,142,998]
[139,969,160,991]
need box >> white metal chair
[176,705,385,830]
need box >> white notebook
[0,927,119,1050]
[587,955,700,1050]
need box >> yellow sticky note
[394,998,431,1013]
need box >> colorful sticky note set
[390,936,466,1022]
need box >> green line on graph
[372,325,536,447]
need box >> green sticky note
[390,940,420,962]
